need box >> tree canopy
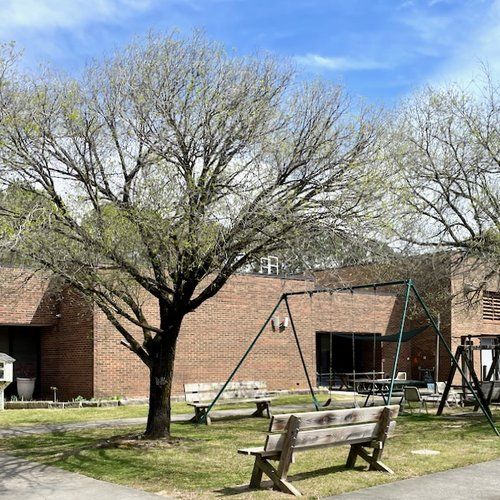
[0,34,382,437]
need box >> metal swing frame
[201,278,499,436]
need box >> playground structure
[438,335,500,417]
[201,278,500,436]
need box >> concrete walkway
[0,454,166,499]
[0,403,323,437]
[328,459,500,499]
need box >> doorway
[0,326,41,398]
[480,337,499,381]
[316,331,381,386]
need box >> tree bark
[144,311,182,439]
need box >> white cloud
[415,0,500,88]
[295,53,388,72]
[0,0,152,35]
[395,0,500,88]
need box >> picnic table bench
[185,380,274,425]
[335,371,385,390]
[238,404,400,496]
[360,379,427,407]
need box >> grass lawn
[0,393,346,428]
[1,409,500,498]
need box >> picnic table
[336,372,385,390]
[360,379,428,407]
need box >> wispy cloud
[0,0,153,34]
[398,0,500,87]
[295,53,388,71]
[432,1,500,85]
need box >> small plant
[10,395,18,402]
[73,395,86,402]
[16,366,36,378]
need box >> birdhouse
[0,353,15,411]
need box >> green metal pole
[388,280,412,404]
[201,295,284,422]
[284,280,409,298]
[411,283,500,438]
[284,295,320,410]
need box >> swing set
[201,278,500,436]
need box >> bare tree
[0,34,381,438]
[388,73,500,290]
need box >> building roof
[0,353,15,362]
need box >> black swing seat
[184,381,274,425]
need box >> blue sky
[1,0,499,103]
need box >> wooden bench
[185,381,274,425]
[238,405,400,496]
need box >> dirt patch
[95,433,197,450]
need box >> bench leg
[190,407,211,425]
[358,444,394,474]
[249,458,264,488]
[346,443,393,474]
[346,444,360,468]
[251,456,301,496]
[252,402,271,419]
[265,402,272,419]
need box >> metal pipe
[388,281,412,403]
[435,314,440,386]
[284,280,409,298]
[202,295,285,422]
[284,295,319,410]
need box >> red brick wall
[450,264,500,382]
[93,274,402,398]
[40,288,94,400]
[4,261,499,400]
[315,264,454,381]
[0,267,57,326]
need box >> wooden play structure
[438,335,500,417]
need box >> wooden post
[437,346,460,416]
[461,348,492,418]
[369,407,393,473]
[277,415,301,480]
[346,444,361,468]
[249,458,264,489]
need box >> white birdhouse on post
[0,353,15,411]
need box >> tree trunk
[144,313,182,439]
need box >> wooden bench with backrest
[185,381,274,425]
[238,405,400,496]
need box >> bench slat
[265,421,396,452]
[186,390,269,403]
[184,381,269,403]
[237,447,280,457]
[185,381,266,392]
[188,397,273,408]
[269,405,399,432]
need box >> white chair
[436,382,461,407]
[403,386,428,414]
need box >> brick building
[0,255,498,401]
